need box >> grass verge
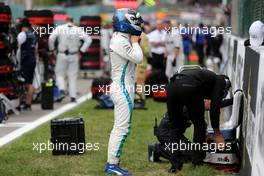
[0,99,226,176]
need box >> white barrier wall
[222,34,264,176]
[252,50,264,176]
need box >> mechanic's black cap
[20,17,31,27]
[220,75,231,90]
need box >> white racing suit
[49,22,92,98]
[107,32,143,164]
[165,30,184,79]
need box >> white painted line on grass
[0,93,92,148]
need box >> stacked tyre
[0,3,11,59]
[0,4,16,99]
[24,10,54,27]
[0,3,11,33]
[24,10,54,51]
[79,16,101,70]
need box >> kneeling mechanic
[157,68,232,173]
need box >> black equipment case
[50,117,85,155]
[41,81,54,109]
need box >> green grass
[0,99,226,176]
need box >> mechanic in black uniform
[161,68,231,172]
[17,17,37,110]
[150,97,234,173]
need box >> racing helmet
[112,8,144,36]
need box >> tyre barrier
[0,4,11,33]
[80,16,101,70]
[24,10,54,28]
[0,33,11,58]
[25,10,54,50]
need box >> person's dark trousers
[206,45,211,58]
[195,44,204,66]
[166,75,206,164]
[151,52,166,71]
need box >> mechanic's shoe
[105,163,131,175]
[148,143,161,162]
[168,162,183,173]
[56,90,66,102]
[16,106,21,112]
[168,166,181,173]
[70,97,77,103]
[22,104,32,111]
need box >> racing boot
[105,163,131,175]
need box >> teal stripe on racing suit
[116,61,133,157]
